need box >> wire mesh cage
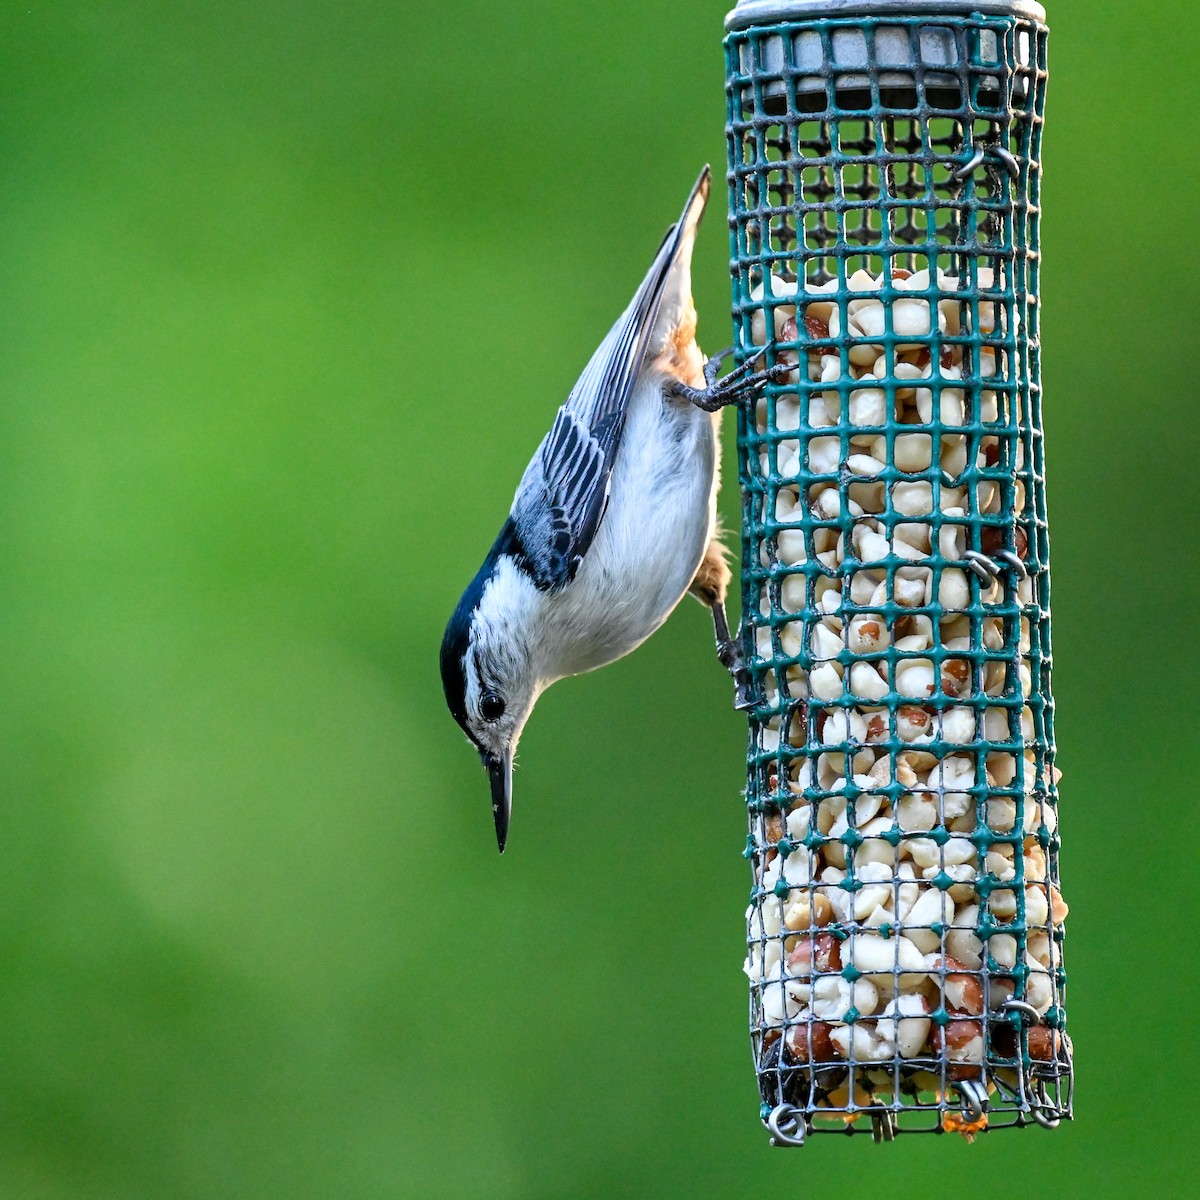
[724,0,1071,1143]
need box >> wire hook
[962,549,1000,581]
[1028,1081,1063,1129]
[870,1108,897,1143]
[994,145,1021,179]
[995,548,1028,579]
[1002,998,1042,1026]
[955,1079,988,1124]
[766,1104,808,1147]
[952,144,986,180]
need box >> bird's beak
[485,750,513,854]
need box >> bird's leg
[690,542,757,712]
[671,345,789,412]
[710,597,757,712]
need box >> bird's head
[440,553,543,853]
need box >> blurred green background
[0,1,1195,1196]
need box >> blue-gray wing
[509,168,711,592]
[510,402,618,591]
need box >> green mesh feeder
[724,0,1070,1144]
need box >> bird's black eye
[480,690,506,722]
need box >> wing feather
[510,168,711,591]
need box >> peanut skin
[930,1017,985,1080]
[787,932,842,977]
[929,955,984,1015]
[1026,1025,1064,1062]
[786,1020,838,1064]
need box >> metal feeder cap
[726,0,1047,33]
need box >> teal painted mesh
[725,11,1071,1140]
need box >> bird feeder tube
[724,0,1071,1143]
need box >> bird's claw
[703,344,766,389]
[703,347,734,388]
[673,347,786,413]
[717,638,759,712]
[733,674,758,712]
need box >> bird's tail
[565,167,711,427]
[595,167,711,384]
[642,165,709,363]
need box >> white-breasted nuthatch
[440,167,782,851]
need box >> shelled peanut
[743,266,1066,1092]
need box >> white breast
[536,372,721,682]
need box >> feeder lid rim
[726,0,1047,33]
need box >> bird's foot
[714,634,758,712]
[672,346,790,413]
[709,599,759,711]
